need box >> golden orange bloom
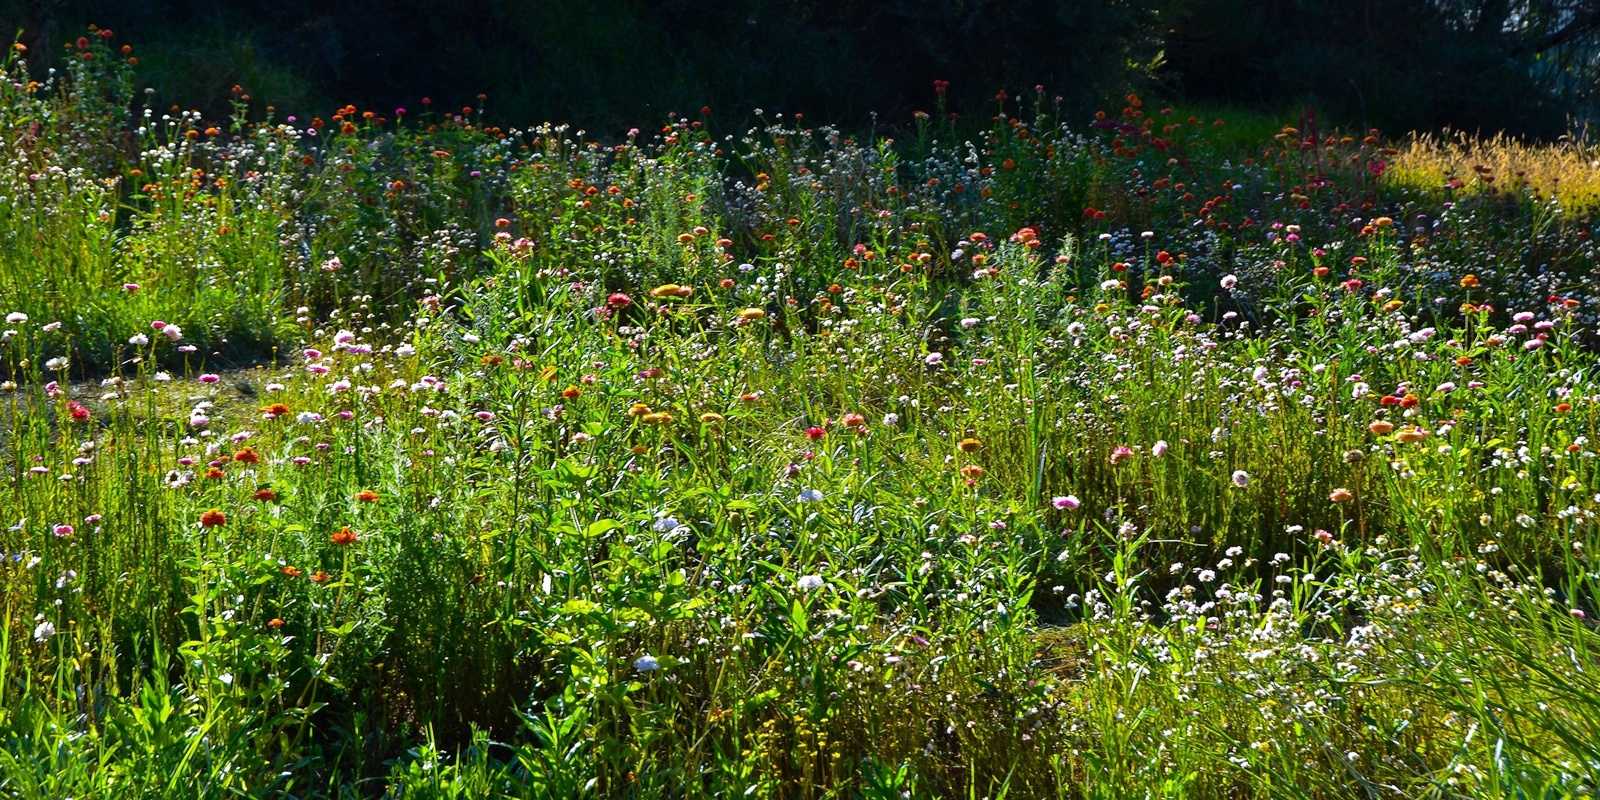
[199,508,227,527]
[204,467,225,480]
[309,571,333,584]
[738,308,766,320]
[629,445,650,455]
[267,618,285,628]
[253,489,278,502]
[261,403,291,417]
[355,490,379,503]
[234,446,260,464]
[1556,403,1572,413]
[1460,274,1479,288]
[1395,427,1429,444]
[540,366,558,381]
[562,385,582,400]
[281,565,302,578]
[649,284,686,299]
[1455,356,1473,366]
[628,403,652,417]
[1373,216,1394,227]
[699,412,724,423]
[957,437,983,452]
[739,393,759,403]
[641,412,673,425]
[331,526,359,546]
[1369,420,1395,435]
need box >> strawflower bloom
[199,509,227,527]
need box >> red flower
[805,426,826,441]
[199,509,227,527]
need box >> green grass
[3,29,1600,800]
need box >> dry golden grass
[1384,128,1600,215]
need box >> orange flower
[267,618,285,628]
[1556,403,1572,413]
[199,508,227,527]
[1368,420,1395,435]
[204,467,225,480]
[281,565,303,578]
[253,488,278,502]
[629,445,650,455]
[699,412,725,423]
[330,526,359,546]
[562,385,582,400]
[1459,274,1479,288]
[1395,427,1430,444]
[355,490,379,503]
[261,402,291,417]
[959,464,984,479]
[957,437,983,452]
[234,446,260,464]
[309,571,333,584]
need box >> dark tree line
[3,0,1597,135]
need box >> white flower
[633,654,660,672]
[924,352,944,366]
[161,324,183,341]
[1151,440,1167,458]
[45,357,68,371]
[796,574,825,590]
[128,334,149,346]
[33,620,56,642]
[5,312,27,324]
[798,488,823,503]
[1220,274,1238,289]
[395,343,416,358]
[1231,470,1251,488]
[883,413,899,427]
[1197,570,1216,583]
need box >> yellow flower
[628,403,652,417]
[738,307,765,320]
[699,412,725,423]
[957,437,982,452]
[642,412,674,425]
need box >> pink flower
[1052,495,1080,510]
[1151,440,1168,458]
[198,374,220,384]
[53,524,74,537]
[1109,446,1134,466]
[123,283,139,292]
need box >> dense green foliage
[4,30,1600,799]
[5,0,1598,135]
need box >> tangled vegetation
[4,31,1600,799]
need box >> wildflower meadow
[4,30,1600,799]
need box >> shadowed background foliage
[3,0,1599,135]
